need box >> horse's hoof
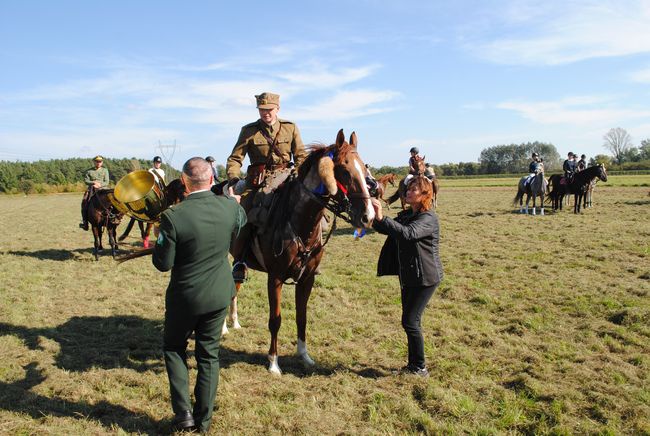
[298,352,315,367]
[232,320,242,329]
[268,355,282,375]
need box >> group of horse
[514,164,609,215]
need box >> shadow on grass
[0,362,165,435]
[621,199,650,206]
[7,247,128,261]
[220,345,390,379]
[0,315,164,372]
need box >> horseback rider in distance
[225,92,307,282]
[563,152,577,183]
[79,155,110,231]
[405,146,422,185]
[525,152,541,186]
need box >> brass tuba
[110,170,167,223]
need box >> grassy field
[0,176,649,435]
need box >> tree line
[2,132,649,194]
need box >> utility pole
[157,140,179,180]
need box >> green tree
[639,139,650,160]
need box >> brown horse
[87,189,124,260]
[231,129,375,374]
[376,173,396,207]
[387,156,439,209]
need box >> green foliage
[479,142,561,174]
[0,157,179,193]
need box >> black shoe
[393,365,429,377]
[232,262,248,283]
[171,410,195,432]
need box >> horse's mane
[297,141,356,179]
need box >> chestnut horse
[376,173,396,207]
[231,129,375,374]
[87,189,124,260]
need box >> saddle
[247,168,294,233]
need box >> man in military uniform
[153,157,246,433]
[79,155,110,230]
[225,92,307,281]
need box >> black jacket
[373,209,443,287]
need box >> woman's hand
[371,198,383,221]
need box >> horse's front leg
[92,226,101,260]
[108,225,119,258]
[222,282,242,335]
[295,273,315,367]
[267,276,283,375]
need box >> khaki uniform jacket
[84,167,110,187]
[226,119,307,180]
[153,191,247,316]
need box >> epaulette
[278,118,294,125]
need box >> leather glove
[227,177,240,187]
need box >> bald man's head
[182,157,212,191]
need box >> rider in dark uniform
[525,152,541,186]
[563,152,577,182]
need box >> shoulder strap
[259,123,286,167]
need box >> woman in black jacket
[371,176,443,376]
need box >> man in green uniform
[79,155,110,230]
[153,157,246,433]
[225,92,307,281]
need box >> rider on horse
[563,152,577,183]
[79,155,110,231]
[225,92,307,282]
[524,152,541,186]
[405,146,422,184]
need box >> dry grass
[0,177,649,435]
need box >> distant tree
[639,139,650,160]
[590,154,612,166]
[479,141,560,174]
[603,127,633,164]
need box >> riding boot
[79,200,89,231]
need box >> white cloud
[293,89,401,121]
[466,0,650,65]
[628,66,650,83]
[496,95,650,125]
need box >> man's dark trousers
[164,306,228,432]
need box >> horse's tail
[513,191,523,206]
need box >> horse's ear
[349,132,357,149]
[422,155,426,161]
[318,156,337,195]
[336,129,345,148]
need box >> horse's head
[416,156,426,175]
[597,164,608,182]
[300,129,375,228]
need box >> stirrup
[232,261,248,283]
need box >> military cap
[153,155,162,163]
[93,155,103,162]
[255,92,280,109]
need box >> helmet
[205,156,215,163]
[153,156,162,163]
[532,152,539,157]
[93,155,103,162]
[409,147,419,154]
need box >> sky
[1,0,649,169]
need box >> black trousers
[401,284,438,369]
